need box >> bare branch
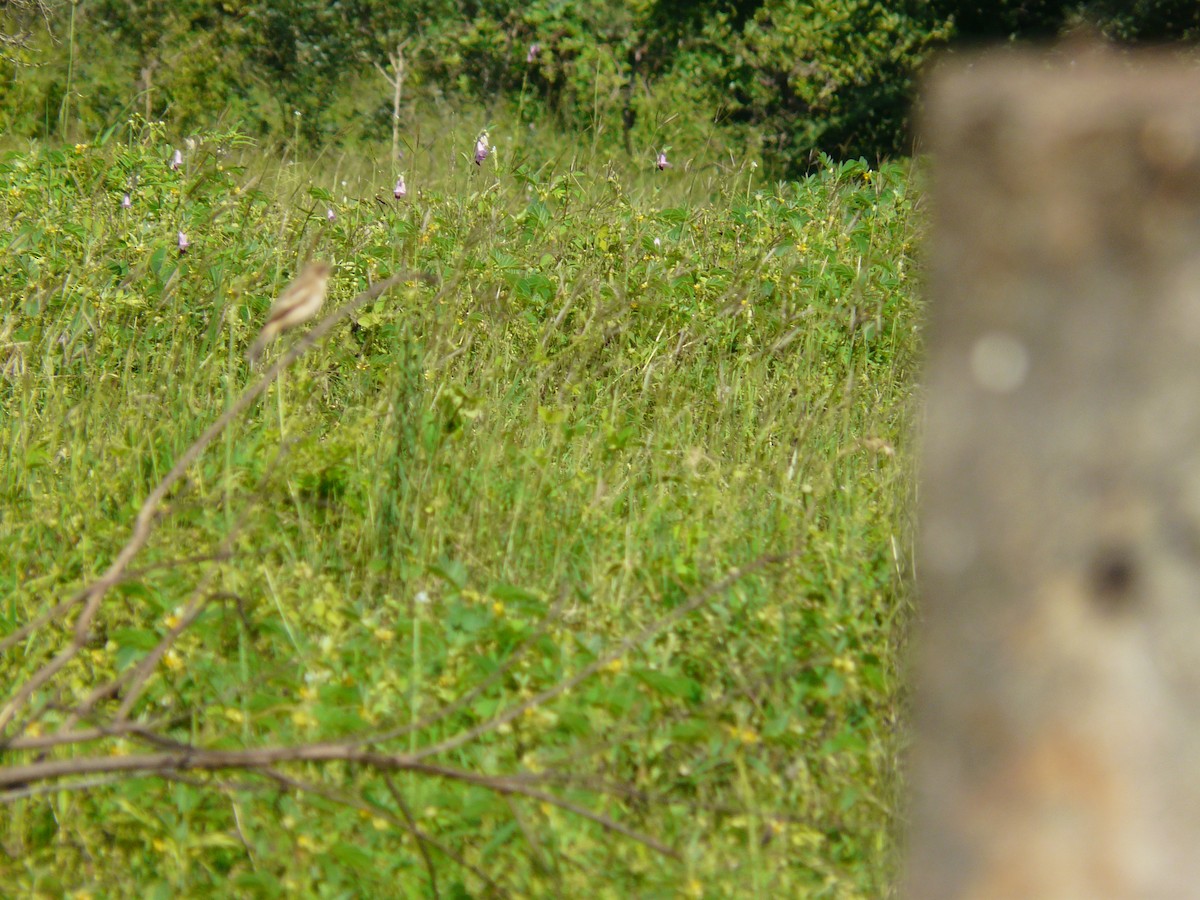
[0,550,231,658]
[383,773,441,900]
[6,717,182,752]
[0,270,438,739]
[0,743,677,859]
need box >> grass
[0,116,922,897]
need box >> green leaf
[632,668,701,702]
[669,720,712,742]
[330,841,375,869]
[111,627,159,651]
[430,558,468,590]
[313,704,367,733]
[488,583,545,609]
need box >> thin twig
[7,717,181,752]
[383,772,441,900]
[0,744,677,859]
[404,553,789,762]
[409,760,678,859]
[0,550,231,658]
[0,270,437,738]
[260,766,503,895]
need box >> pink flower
[326,208,336,222]
[177,231,190,253]
[170,149,183,171]
[526,43,541,64]
[121,193,132,210]
[474,133,490,166]
[656,150,670,171]
[394,175,407,199]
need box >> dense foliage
[1,120,919,895]
[2,1,1197,176]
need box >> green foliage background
[2,120,918,895]
[3,1,1198,177]
[2,1,1197,894]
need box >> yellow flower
[492,601,505,617]
[291,709,317,728]
[724,723,760,745]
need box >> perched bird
[246,261,332,364]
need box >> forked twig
[0,270,438,739]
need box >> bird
[246,261,332,364]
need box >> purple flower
[177,231,190,253]
[121,193,132,210]
[526,43,541,64]
[474,133,490,166]
[656,150,670,171]
[393,175,407,199]
[326,207,336,223]
[170,149,183,171]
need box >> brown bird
[246,261,332,364]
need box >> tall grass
[0,116,922,896]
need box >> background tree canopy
[2,0,1198,176]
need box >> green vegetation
[1,118,920,895]
[3,1,1196,179]
[2,2,1196,894]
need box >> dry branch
[0,269,437,740]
